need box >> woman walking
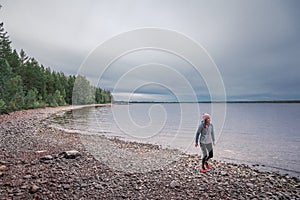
[195,113,216,173]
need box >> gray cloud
[0,0,299,101]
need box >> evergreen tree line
[0,22,111,114]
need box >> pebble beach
[0,106,299,199]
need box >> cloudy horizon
[1,0,299,101]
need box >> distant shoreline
[114,100,300,104]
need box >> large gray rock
[61,150,81,159]
[40,155,54,160]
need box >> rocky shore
[0,106,299,199]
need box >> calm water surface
[52,103,300,177]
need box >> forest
[0,22,111,114]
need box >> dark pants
[200,143,213,168]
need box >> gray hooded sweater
[195,122,215,144]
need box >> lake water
[51,103,300,177]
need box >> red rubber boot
[205,162,211,169]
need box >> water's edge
[48,105,300,178]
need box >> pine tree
[45,67,55,96]
[5,75,25,111]
[66,75,75,104]
[0,22,13,103]
[0,58,12,101]
[19,49,29,64]
[0,22,12,59]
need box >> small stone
[94,184,102,189]
[170,180,180,188]
[266,192,273,196]
[281,179,287,183]
[0,161,8,165]
[29,185,40,193]
[23,175,32,179]
[21,185,28,189]
[40,155,53,160]
[63,184,70,190]
[220,171,227,176]
[134,184,142,190]
[36,150,46,154]
[0,165,7,171]
[102,183,108,187]
[246,183,254,188]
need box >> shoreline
[0,105,299,199]
[0,104,111,122]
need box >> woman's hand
[213,141,216,146]
[195,142,199,147]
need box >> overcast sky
[0,0,299,101]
